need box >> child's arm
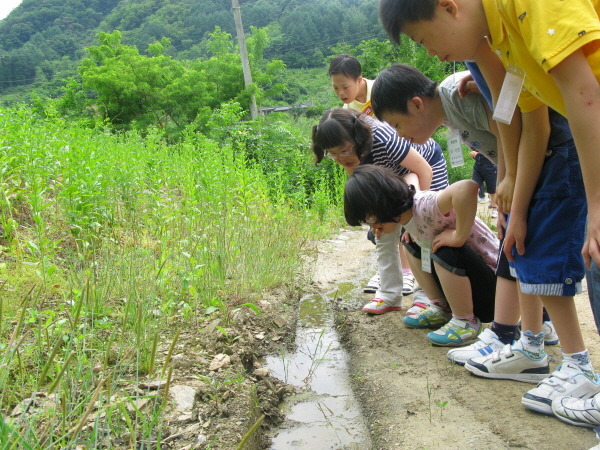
[473,40,522,214]
[432,180,479,252]
[399,147,433,190]
[503,105,551,261]
[551,49,600,267]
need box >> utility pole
[232,0,258,119]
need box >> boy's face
[331,73,362,104]
[380,99,438,146]
[402,1,482,63]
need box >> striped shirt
[362,119,449,192]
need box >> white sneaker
[552,392,600,428]
[362,298,402,314]
[490,208,498,218]
[402,272,417,294]
[522,362,600,414]
[447,328,504,366]
[543,321,559,345]
[464,340,549,383]
[363,272,380,293]
[405,288,430,316]
[477,197,486,203]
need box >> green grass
[0,104,346,447]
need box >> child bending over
[344,165,497,347]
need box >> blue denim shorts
[508,140,587,296]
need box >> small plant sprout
[426,377,435,423]
[435,399,449,419]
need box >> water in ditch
[265,280,372,449]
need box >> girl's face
[327,140,360,170]
[331,74,362,104]
[366,217,398,235]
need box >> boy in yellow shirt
[329,54,375,117]
[378,0,600,428]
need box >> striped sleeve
[370,121,411,176]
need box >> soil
[30,216,595,449]
[323,227,600,450]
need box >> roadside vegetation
[0,19,477,445]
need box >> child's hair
[328,54,362,80]
[311,108,373,164]
[372,63,438,117]
[344,165,416,226]
[379,0,438,44]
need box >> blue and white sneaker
[403,304,451,328]
[523,362,600,415]
[465,339,549,383]
[426,317,481,347]
[447,328,504,365]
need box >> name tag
[421,241,432,273]
[447,131,464,167]
[362,101,374,117]
[492,65,525,125]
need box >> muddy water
[266,281,372,449]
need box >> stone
[139,380,167,390]
[273,316,286,328]
[209,354,230,371]
[253,367,269,378]
[169,385,197,414]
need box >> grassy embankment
[0,106,345,447]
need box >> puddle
[265,282,372,449]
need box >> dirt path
[315,226,600,450]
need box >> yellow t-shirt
[482,0,600,114]
[343,78,375,116]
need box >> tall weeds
[0,104,345,447]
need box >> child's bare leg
[517,285,543,336]
[540,295,584,353]
[433,261,473,317]
[405,250,443,300]
[493,277,520,325]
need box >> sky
[0,0,22,20]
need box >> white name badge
[421,241,432,273]
[447,131,464,168]
[492,65,525,125]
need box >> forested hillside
[0,0,387,101]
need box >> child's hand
[584,214,600,269]
[504,213,527,261]
[496,212,507,240]
[469,150,478,159]
[457,73,481,98]
[432,229,464,252]
[402,231,413,243]
[496,176,515,213]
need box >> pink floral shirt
[404,191,499,270]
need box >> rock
[11,398,35,416]
[209,354,230,371]
[172,354,195,370]
[253,367,269,378]
[204,318,224,334]
[169,385,197,414]
[139,380,167,390]
[254,333,265,340]
[273,316,286,328]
